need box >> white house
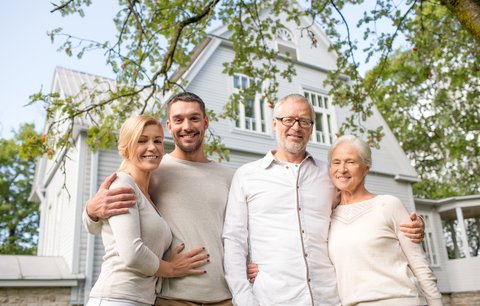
[6,5,477,306]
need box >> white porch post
[455,206,471,258]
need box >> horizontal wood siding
[39,142,83,272]
[365,174,415,211]
[186,44,416,180]
[223,149,265,169]
[91,149,123,281]
[78,138,91,272]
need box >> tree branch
[50,0,74,13]
[441,0,480,44]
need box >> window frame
[419,213,440,266]
[275,28,298,61]
[232,74,270,134]
[304,89,336,145]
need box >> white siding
[427,209,451,292]
[365,174,415,211]
[91,149,123,281]
[223,149,264,169]
[185,43,416,182]
[38,141,83,271]
[78,145,92,275]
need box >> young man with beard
[222,94,424,306]
[83,92,234,306]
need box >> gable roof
[0,255,83,287]
[173,3,339,88]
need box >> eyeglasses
[275,117,314,128]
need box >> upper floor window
[233,75,268,133]
[275,28,297,60]
[304,90,335,145]
[419,214,439,266]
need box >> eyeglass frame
[275,117,314,128]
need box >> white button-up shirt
[223,151,341,306]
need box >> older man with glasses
[222,94,425,306]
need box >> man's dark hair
[166,92,206,116]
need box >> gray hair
[328,135,372,168]
[273,94,315,121]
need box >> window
[419,214,439,266]
[304,90,335,145]
[233,75,268,133]
[275,28,297,60]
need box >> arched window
[275,28,297,60]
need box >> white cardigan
[328,195,443,306]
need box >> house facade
[11,6,477,306]
[416,195,480,304]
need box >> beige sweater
[87,172,172,304]
[328,195,443,306]
[85,155,235,302]
[148,154,234,302]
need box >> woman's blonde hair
[117,115,163,172]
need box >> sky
[0,1,392,140]
[0,1,117,139]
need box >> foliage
[0,124,40,254]
[366,3,480,198]
[443,217,480,259]
[28,0,480,197]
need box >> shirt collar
[261,150,316,169]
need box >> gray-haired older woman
[328,135,442,306]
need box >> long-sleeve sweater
[87,172,172,305]
[328,195,443,306]
[85,155,234,302]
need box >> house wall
[0,287,72,306]
[442,291,480,306]
[36,133,92,304]
[91,148,123,283]
[38,135,87,270]
[184,41,416,177]
[364,173,415,211]
[445,257,480,292]
[416,203,452,292]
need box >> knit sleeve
[82,206,102,235]
[108,173,160,276]
[385,195,443,305]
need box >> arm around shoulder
[82,172,136,235]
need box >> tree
[366,2,480,198]
[28,1,479,172]
[0,124,40,254]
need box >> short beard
[173,134,203,154]
[283,141,306,154]
[276,130,307,155]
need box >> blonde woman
[86,115,208,306]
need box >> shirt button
[305,253,308,257]
[302,230,305,234]
[308,278,311,282]
[298,207,302,211]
